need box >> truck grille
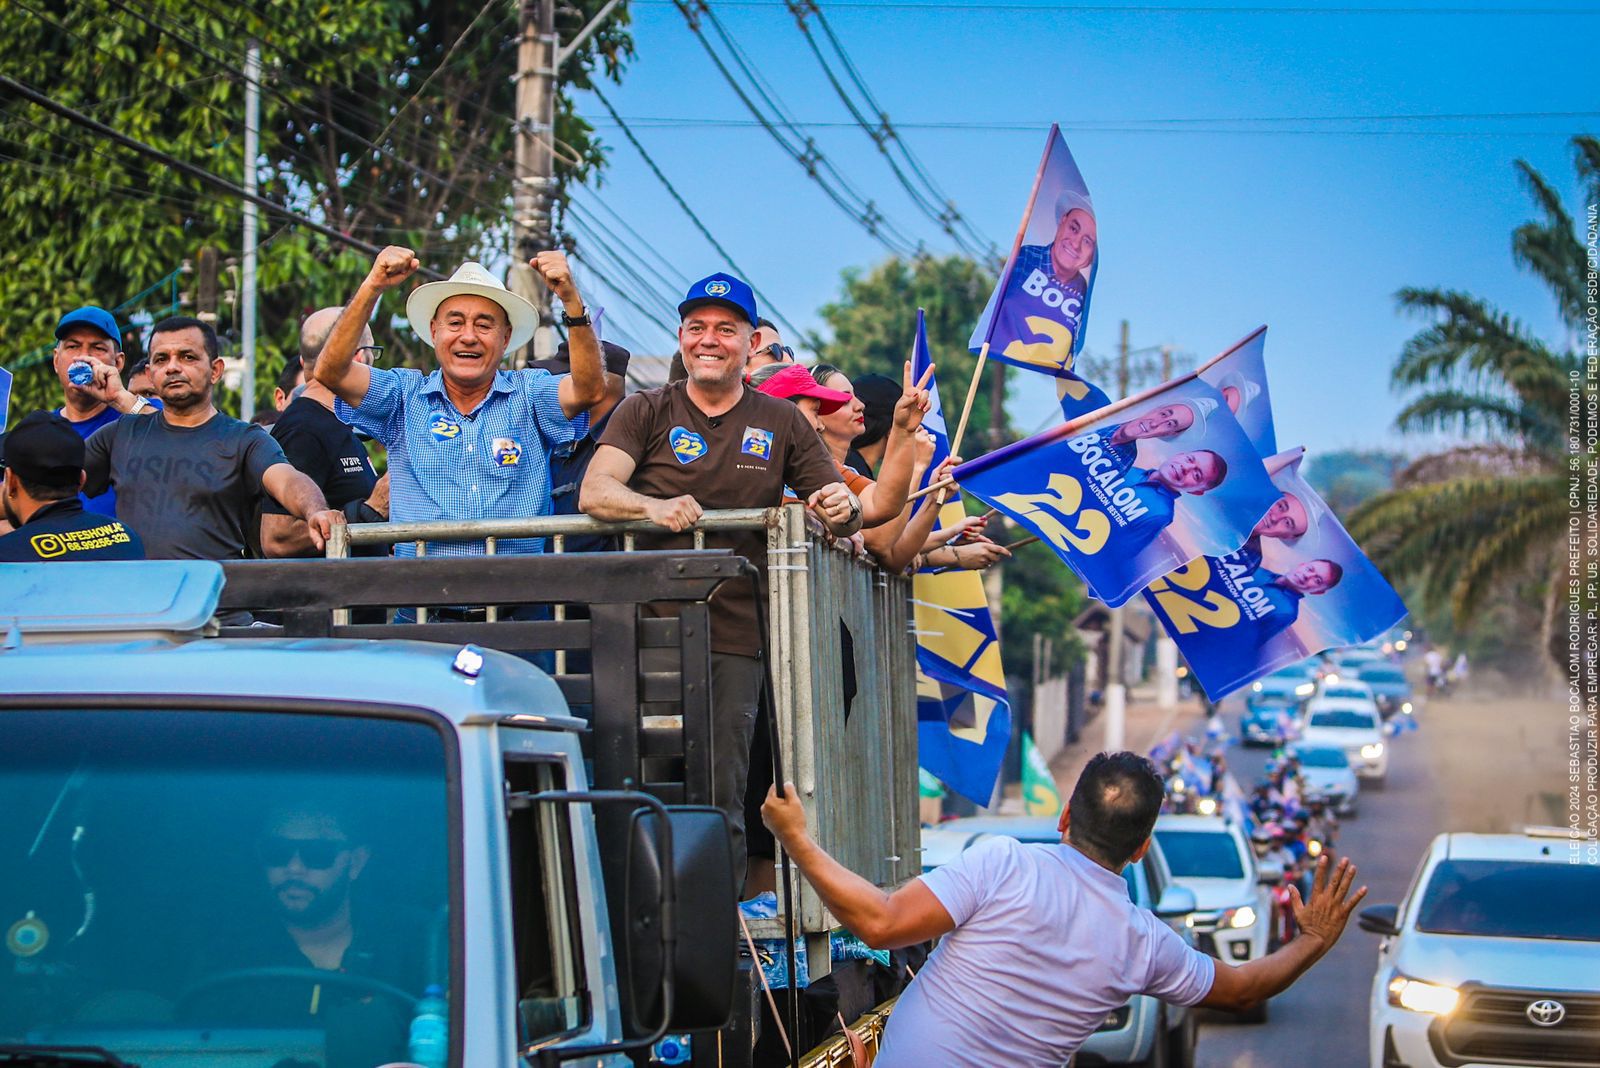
[1431,987,1600,1067]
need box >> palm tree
[1347,135,1596,671]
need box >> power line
[570,189,693,291]
[566,201,691,307]
[637,2,1600,12]
[590,108,1600,128]
[1,73,446,279]
[586,82,805,338]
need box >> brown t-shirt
[599,381,842,656]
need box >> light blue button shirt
[336,366,587,556]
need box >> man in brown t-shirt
[582,272,862,885]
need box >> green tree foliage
[1303,449,1408,518]
[1347,135,1598,673]
[812,255,1011,449]
[0,0,631,419]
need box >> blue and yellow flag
[1021,732,1062,817]
[910,310,1012,804]
[1197,326,1277,458]
[954,375,1279,607]
[969,125,1111,420]
[1143,447,1407,699]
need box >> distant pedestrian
[0,411,145,561]
[1424,645,1446,694]
[1449,651,1469,688]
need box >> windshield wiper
[0,1045,136,1067]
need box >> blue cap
[55,306,121,347]
[678,273,758,326]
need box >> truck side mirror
[622,806,735,1035]
[1154,885,1197,918]
[1257,860,1285,884]
[1357,903,1401,936]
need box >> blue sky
[566,0,1593,460]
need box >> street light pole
[510,0,557,363]
[1104,319,1131,750]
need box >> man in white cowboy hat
[314,245,609,558]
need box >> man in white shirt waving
[762,751,1366,1066]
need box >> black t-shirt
[83,411,286,560]
[0,499,146,561]
[598,381,840,656]
[264,397,377,514]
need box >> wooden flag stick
[948,341,989,460]
[1005,534,1040,551]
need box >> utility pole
[240,40,260,420]
[510,0,557,363]
[1103,319,1131,750]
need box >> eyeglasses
[257,837,350,870]
[764,344,794,361]
[356,345,384,361]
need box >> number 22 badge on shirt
[740,426,773,461]
[429,413,461,441]
[492,437,522,467]
[669,426,707,465]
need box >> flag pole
[948,342,989,460]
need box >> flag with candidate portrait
[1197,326,1277,457]
[969,125,1111,419]
[909,310,1014,803]
[1142,447,1408,699]
[954,377,1280,607]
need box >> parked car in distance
[1357,662,1414,718]
[1360,829,1600,1068]
[918,816,1200,1068]
[1248,663,1319,706]
[1153,815,1275,1023]
[1286,744,1359,816]
[1241,698,1298,747]
[1300,704,1389,784]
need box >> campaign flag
[1197,326,1277,457]
[1142,447,1408,700]
[910,309,1013,803]
[0,366,12,425]
[1021,732,1062,816]
[954,376,1280,606]
[969,125,1111,419]
[917,673,1012,806]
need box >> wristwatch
[127,395,149,414]
[561,307,592,328]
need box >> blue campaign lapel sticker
[429,413,461,441]
[492,437,523,467]
[740,425,773,460]
[669,426,707,465]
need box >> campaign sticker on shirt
[669,426,707,465]
[429,413,461,441]
[492,437,523,467]
[740,426,773,460]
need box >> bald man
[259,308,388,557]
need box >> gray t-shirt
[84,411,287,560]
[877,836,1215,1067]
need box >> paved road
[1193,699,1443,1068]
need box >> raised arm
[529,251,606,417]
[762,782,955,950]
[314,246,420,408]
[1198,855,1367,1013]
[579,443,703,531]
[80,362,157,416]
[861,360,934,527]
[259,464,343,553]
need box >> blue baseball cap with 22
[678,273,758,326]
[54,305,122,348]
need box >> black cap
[531,340,632,378]
[0,411,86,488]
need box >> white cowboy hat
[1216,370,1263,412]
[1176,395,1218,441]
[1054,189,1096,222]
[405,262,538,352]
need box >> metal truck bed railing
[319,504,919,953]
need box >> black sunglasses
[764,344,794,361]
[257,837,350,870]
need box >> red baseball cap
[756,365,852,415]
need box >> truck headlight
[1387,974,1460,1016]
[1361,743,1385,759]
[1197,797,1218,816]
[1295,682,1315,697]
[1401,701,1413,714]
[1226,905,1257,929]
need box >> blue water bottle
[407,984,449,1068]
[653,1034,692,1064]
[67,360,94,386]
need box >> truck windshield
[1416,859,1600,941]
[0,707,452,1068]
[1153,830,1246,880]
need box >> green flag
[1022,732,1062,816]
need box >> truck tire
[1166,1008,1198,1068]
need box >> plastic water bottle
[407,984,449,1068]
[67,360,94,386]
[652,1034,692,1065]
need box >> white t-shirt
[876,836,1215,1067]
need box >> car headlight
[1306,839,1323,858]
[1197,797,1218,816]
[1361,743,1385,759]
[1395,639,1408,651]
[1387,974,1460,1015]
[1295,682,1315,697]
[1401,701,1413,714]
[1325,673,1340,684]
[1226,905,1257,929]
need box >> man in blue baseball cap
[51,305,161,517]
